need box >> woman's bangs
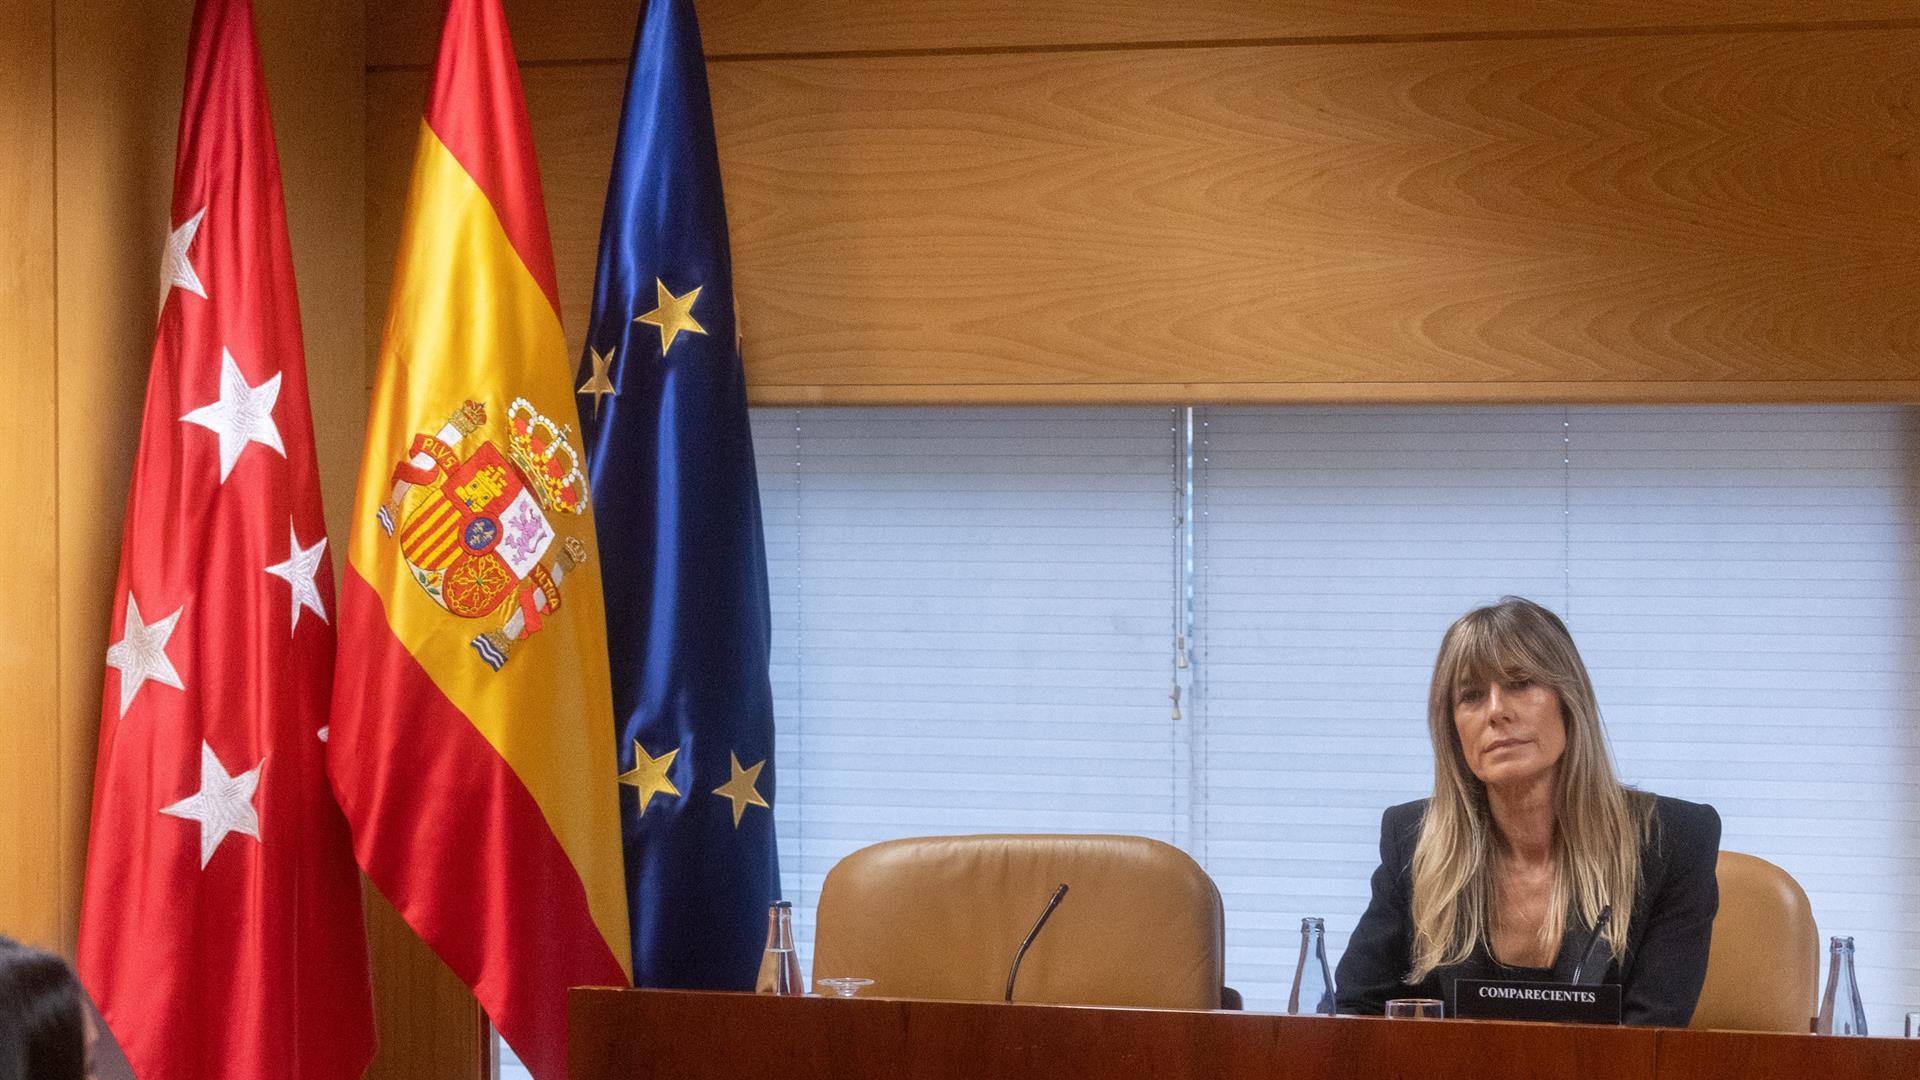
[1447,615,1551,695]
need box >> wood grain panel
[52,0,190,957]
[712,29,1920,399]
[260,0,371,557]
[367,0,1920,67]
[366,26,1920,405]
[739,380,1920,408]
[364,885,486,1080]
[1654,1026,1920,1080]
[0,0,62,955]
[364,71,425,378]
[571,990,1663,1080]
[568,990,1920,1080]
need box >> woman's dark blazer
[1333,794,1721,1027]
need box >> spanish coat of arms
[376,398,591,670]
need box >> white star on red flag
[264,520,329,632]
[160,741,264,869]
[105,594,186,718]
[159,206,209,309]
[180,347,285,482]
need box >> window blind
[753,407,1184,974]
[1568,407,1920,1034]
[1194,405,1920,1027]
[1192,406,1573,1008]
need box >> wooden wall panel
[260,0,373,559]
[365,23,1920,405]
[363,74,420,375]
[710,30,1920,402]
[368,0,1920,67]
[364,885,487,1080]
[48,0,188,958]
[0,0,63,955]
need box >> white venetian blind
[1193,405,1920,1029]
[1567,407,1920,1035]
[1191,406,1573,1008]
[752,407,1184,974]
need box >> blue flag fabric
[575,0,779,989]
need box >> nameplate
[1452,980,1621,1024]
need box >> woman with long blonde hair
[1334,598,1720,1025]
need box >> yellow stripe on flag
[401,502,464,570]
[348,121,630,974]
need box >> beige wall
[1,0,62,958]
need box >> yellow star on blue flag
[634,279,705,355]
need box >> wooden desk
[568,989,1920,1080]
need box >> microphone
[1004,883,1069,1002]
[1569,904,1613,986]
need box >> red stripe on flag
[329,569,628,1079]
[423,0,562,314]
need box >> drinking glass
[1385,998,1445,1019]
[816,977,874,998]
[1905,1011,1920,1038]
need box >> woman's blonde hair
[1407,597,1652,983]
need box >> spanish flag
[328,0,631,1076]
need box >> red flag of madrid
[76,2,377,1078]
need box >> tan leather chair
[811,834,1227,1009]
[1691,851,1819,1032]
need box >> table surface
[567,988,1920,1080]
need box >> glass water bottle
[1288,916,1336,1015]
[755,901,803,995]
[1816,935,1867,1035]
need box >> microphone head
[1570,904,1614,986]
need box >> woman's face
[1451,673,1567,792]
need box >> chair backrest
[1691,851,1819,1032]
[811,834,1226,1009]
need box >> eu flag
[575,0,779,989]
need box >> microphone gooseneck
[1569,904,1614,986]
[1004,883,1070,1002]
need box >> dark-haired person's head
[0,936,89,1080]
